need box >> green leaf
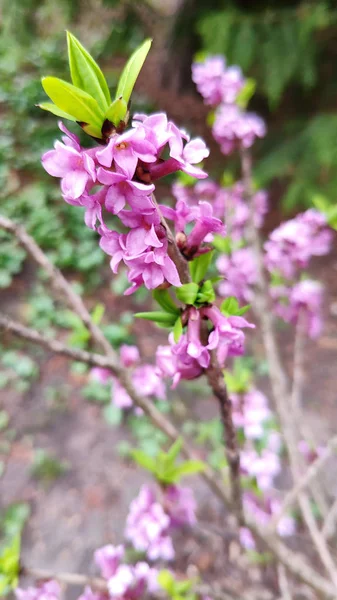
[212,235,232,254]
[166,438,183,463]
[41,77,104,135]
[236,78,256,109]
[153,289,180,315]
[196,280,215,304]
[116,39,152,104]
[134,311,177,326]
[175,282,199,305]
[158,570,175,594]
[67,31,111,109]
[91,303,105,325]
[220,297,240,316]
[104,97,128,126]
[173,460,206,479]
[0,535,20,592]
[190,252,213,283]
[103,405,122,427]
[173,317,183,343]
[129,449,158,474]
[37,102,77,121]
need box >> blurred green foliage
[195,0,337,209]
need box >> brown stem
[206,354,243,522]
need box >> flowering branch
[240,148,337,589]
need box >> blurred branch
[240,149,337,591]
[322,499,337,540]
[269,435,337,533]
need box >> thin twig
[21,566,107,592]
[291,315,329,517]
[0,215,115,359]
[269,435,337,532]
[240,149,337,591]
[277,564,293,600]
[322,499,337,541]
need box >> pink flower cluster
[91,344,165,410]
[192,56,266,154]
[156,306,254,388]
[216,248,257,303]
[94,544,158,599]
[212,105,266,155]
[42,114,209,294]
[192,56,245,106]
[265,209,332,279]
[271,279,324,339]
[16,581,61,600]
[125,483,196,560]
[265,209,332,338]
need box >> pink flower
[163,485,197,527]
[232,389,271,440]
[42,122,96,201]
[78,587,106,600]
[16,581,60,600]
[212,105,266,155]
[108,562,158,600]
[120,344,140,367]
[94,544,124,579]
[97,167,155,215]
[192,57,245,106]
[217,248,257,303]
[203,305,255,366]
[125,485,174,561]
[97,128,157,180]
[185,202,225,252]
[264,209,332,278]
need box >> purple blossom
[192,56,245,106]
[120,344,140,367]
[239,527,255,550]
[264,209,332,279]
[241,448,281,491]
[108,563,158,600]
[42,122,96,201]
[91,346,166,411]
[155,337,203,389]
[243,494,295,538]
[77,587,106,600]
[163,485,197,527]
[125,485,174,561]
[231,389,271,440]
[203,305,255,366]
[217,248,257,303]
[99,225,181,293]
[16,581,61,600]
[271,279,324,339]
[212,105,266,155]
[94,544,124,579]
[185,202,225,253]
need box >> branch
[0,215,114,359]
[269,435,337,532]
[21,566,107,592]
[240,150,337,590]
[322,498,337,540]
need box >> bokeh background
[2,0,337,595]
